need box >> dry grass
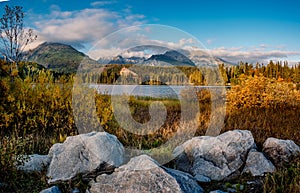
[0,73,299,192]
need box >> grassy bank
[0,71,299,192]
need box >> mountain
[24,42,98,73]
[23,43,234,73]
[97,45,234,67]
[183,49,235,67]
[146,50,195,66]
[98,50,195,66]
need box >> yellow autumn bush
[227,74,300,110]
[224,74,300,146]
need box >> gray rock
[39,186,61,193]
[173,130,255,181]
[17,154,50,172]
[242,149,275,176]
[88,155,203,193]
[47,132,124,183]
[48,143,63,158]
[226,188,237,193]
[194,174,211,182]
[71,188,80,193]
[163,167,204,193]
[209,190,228,193]
[263,137,300,167]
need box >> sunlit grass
[0,71,299,192]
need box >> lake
[89,84,230,99]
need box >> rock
[226,188,236,193]
[173,130,255,181]
[71,188,80,193]
[17,154,50,172]
[209,190,228,193]
[48,143,63,158]
[194,174,211,182]
[88,155,203,193]
[163,167,204,193]
[246,178,264,192]
[39,186,61,193]
[242,149,275,176]
[263,137,300,167]
[47,132,124,183]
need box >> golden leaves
[227,74,300,110]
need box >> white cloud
[210,47,300,64]
[259,44,268,49]
[122,51,151,58]
[30,5,146,50]
[89,36,203,60]
[91,1,117,7]
[206,39,216,45]
[27,7,300,64]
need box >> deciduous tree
[0,5,37,73]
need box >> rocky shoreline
[15,130,300,193]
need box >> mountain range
[98,50,196,66]
[98,45,234,67]
[23,42,234,73]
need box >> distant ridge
[97,45,235,67]
[23,43,235,73]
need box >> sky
[1,0,300,64]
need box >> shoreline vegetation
[0,60,299,192]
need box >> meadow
[0,61,299,192]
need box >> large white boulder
[47,132,124,183]
[88,155,203,193]
[173,130,255,181]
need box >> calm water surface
[89,84,229,98]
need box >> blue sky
[1,0,300,63]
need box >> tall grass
[263,157,300,193]
[0,72,299,192]
[225,74,300,146]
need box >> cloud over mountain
[25,5,300,65]
[210,47,300,64]
[29,5,146,50]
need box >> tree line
[221,61,300,85]
[78,61,300,86]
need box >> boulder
[71,188,80,193]
[263,137,300,167]
[194,174,211,183]
[47,132,124,183]
[173,130,255,181]
[242,149,275,176]
[17,154,50,172]
[209,190,228,193]
[88,155,203,193]
[163,167,204,193]
[39,186,61,193]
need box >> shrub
[227,74,300,110]
[225,74,300,146]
